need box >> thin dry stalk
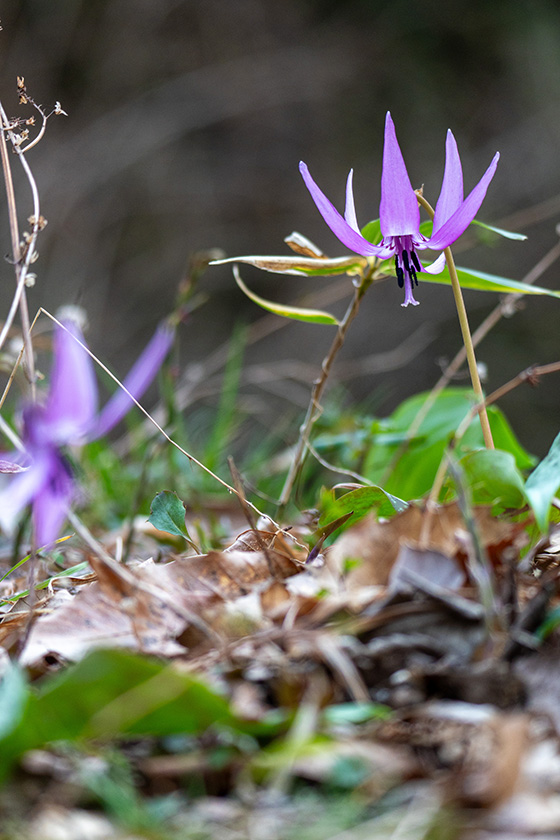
[39,309,292,541]
[0,103,37,396]
[277,263,378,513]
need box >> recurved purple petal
[44,320,98,444]
[426,152,500,251]
[432,130,464,234]
[344,170,360,232]
[421,253,447,274]
[89,321,174,440]
[299,162,391,258]
[0,453,50,538]
[32,451,74,547]
[379,112,420,237]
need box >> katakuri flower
[0,318,174,547]
[299,112,500,306]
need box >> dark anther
[411,250,421,272]
[402,249,418,287]
[394,255,404,288]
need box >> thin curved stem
[416,192,494,449]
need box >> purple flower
[0,319,173,547]
[300,112,500,306]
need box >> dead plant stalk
[0,101,42,396]
[277,265,376,512]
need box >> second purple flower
[0,318,174,547]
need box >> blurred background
[1,0,560,462]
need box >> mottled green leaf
[213,254,366,277]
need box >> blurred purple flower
[300,112,500,306]
[0,319,173,547]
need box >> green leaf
[362,389,534,502]
[360,218,382,245]
[459,449,527,508]
[234,266,340,324]
[471,219,527,241]
[148,490,189,538]
[0,665,28,740]
[419,219,433,237]
[0,649,278,782]
[537,605,560,640]
[526,431,560,531]
[322,702,392,725]
[0,562,91,608]
[213,254,367,277]
[203,324,245,473]
[421,264,560,299]
[319,484,408,532]
[329,756,372,789]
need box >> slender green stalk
[416,192,494,449]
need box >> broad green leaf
[0,649,280,782]
[360,219,382,245]
[481,408,535,471]
[459,449,527,508]
[315,510,355,541]
[526,431,560,531]
[234,267,339,324]
[0,665,28,740]
[422,264,560,299]
[213,254,366,277]
[362,389,534,502]
[320,484,408,531]
[148,490,189,539]
[471,219,527,241]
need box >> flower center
[393,243,421,291]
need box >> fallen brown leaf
[329,502,523,588]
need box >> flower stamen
[394,255,405,289]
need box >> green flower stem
[416,192,494,449]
